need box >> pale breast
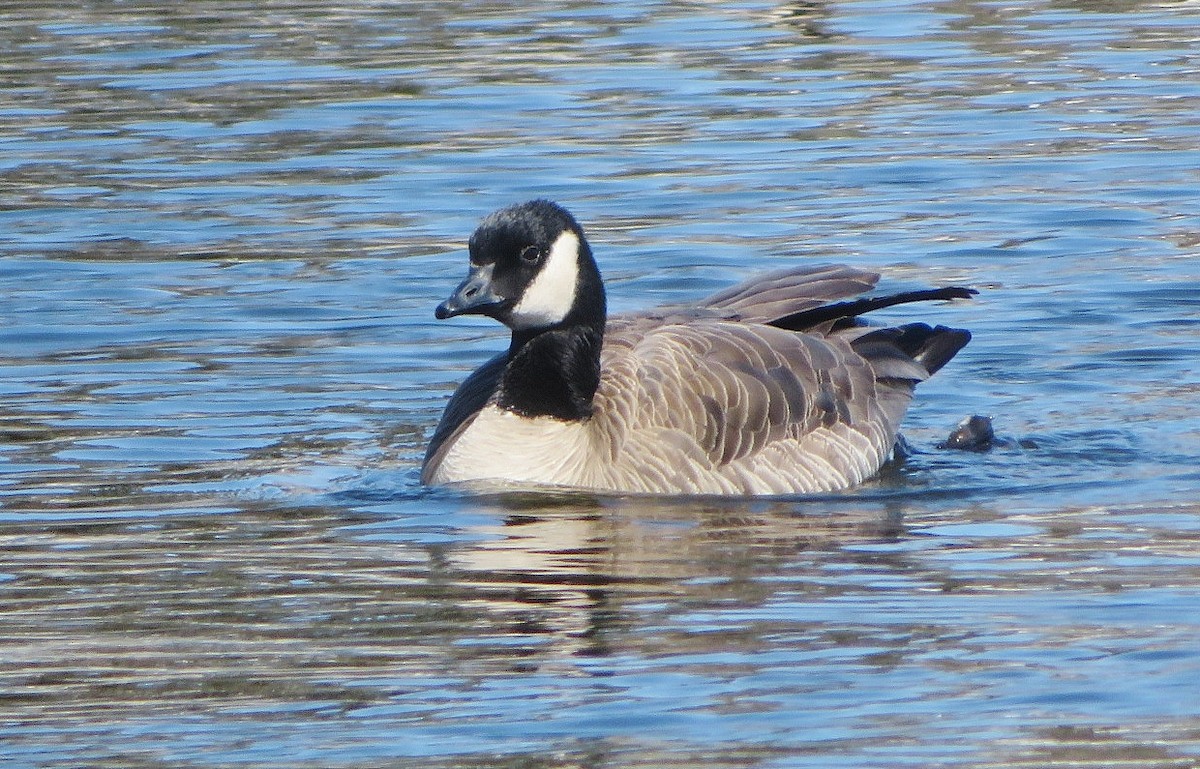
[424,405,599,489]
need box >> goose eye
[519,245,542,264]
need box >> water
[2,1,1199,766]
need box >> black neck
[498,321,604,420]
[498,257,606,420]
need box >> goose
[421,200,974,495]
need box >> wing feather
[699,264,879,323]
[601,323,840,466]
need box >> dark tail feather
[854,323,972,376]
[769,286,977,332]
[903,323,972,375]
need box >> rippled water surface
[3,1,1199,767]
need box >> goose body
[422,200,974,496]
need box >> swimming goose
[422,200,974,495]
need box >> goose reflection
[432,490,911,659]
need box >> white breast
[425,405,596,489]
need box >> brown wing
[605,263,880,337]
[586,263,971,494]
[698,263,879,323]
[591,318,910,493]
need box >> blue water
[2,1,1199,767]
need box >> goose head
[435,201,608,420]
[436,200,606,337]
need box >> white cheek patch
[508,230,579,330]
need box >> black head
[435,200,605,334]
